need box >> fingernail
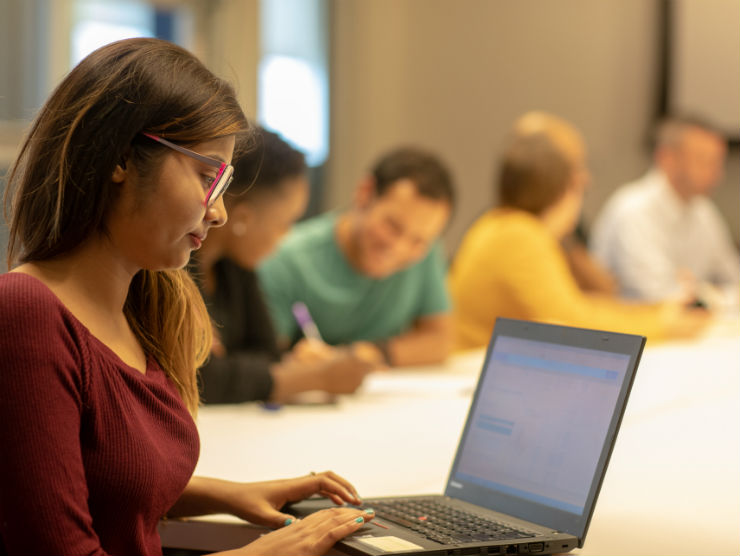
[364,508,375,515]
[355,516,364,523]
[284,517,294,526]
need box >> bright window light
[71,0,154,67]
[258,54,328,167]
[72,21,153,65]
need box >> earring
[232,222,247,237]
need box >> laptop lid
[444,318,645,546]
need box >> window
[258,0,329,167]
[71,0,155,67]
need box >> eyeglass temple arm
[142,133,223,168]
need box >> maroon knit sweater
[0,273,200,556]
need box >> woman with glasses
[192,126,375,405]
[0,38,371,556]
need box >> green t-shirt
[257,212,450,344]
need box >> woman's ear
[229,201,253,221]
[111,161,127,184]
[227,202,253,237]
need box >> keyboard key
[366,498,535,545]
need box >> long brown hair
[4,38,249,414]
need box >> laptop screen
[446,318,644,542]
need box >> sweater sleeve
[0,278,109,556]
[199,263,279,404]
[451,212,668,350]
[502,224,667,339]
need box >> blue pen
[291,302,323,342]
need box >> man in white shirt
[591,116,739,310]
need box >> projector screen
[667,0,739,139]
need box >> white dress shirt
[591,168,740,308]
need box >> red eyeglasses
[142,133,234,207]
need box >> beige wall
[327,0,740,258]
[191,0,259,119]
[2,0,737,261]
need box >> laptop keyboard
[366,498,536,545]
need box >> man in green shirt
[258,146,455,367]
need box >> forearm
[168,476,243,518]
[269,361,327,403]
[385,316,452,367]
[564,242,618,295]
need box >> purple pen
[291,302,323,341]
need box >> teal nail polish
[364,508,375,515]
[355,516,364,523]
[284,517,294,526]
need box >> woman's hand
[311,352,375,396]
[271,346,377,402]
[174,475,373,556]
[225,471,363,529]
[231,506,374,556]
[659,300,712,339]
[287,338,336,365]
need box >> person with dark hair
[258,146,455,367]
[448,111,709,351]
[591,114,739,310]
[191,126,374,404]
[0,38,373,556]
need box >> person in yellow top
[448,111,710,351]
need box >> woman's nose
[205,195,228,228]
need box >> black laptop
[290,318,645,555]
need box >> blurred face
[108,135,235,272]
[351,179,451,278]
[225,175,310,269]
[563,136,591,195]
[550,129,590,238]
[663,128,726,199]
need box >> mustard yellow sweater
[448,209,666,350]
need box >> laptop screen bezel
[444,318,645,546]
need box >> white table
[161,319,740,555]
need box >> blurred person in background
[448,111,710,351]
[191,126,374,404]
[258,146,455,367]
[591,115,739,312]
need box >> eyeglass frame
[141,132,234,207]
